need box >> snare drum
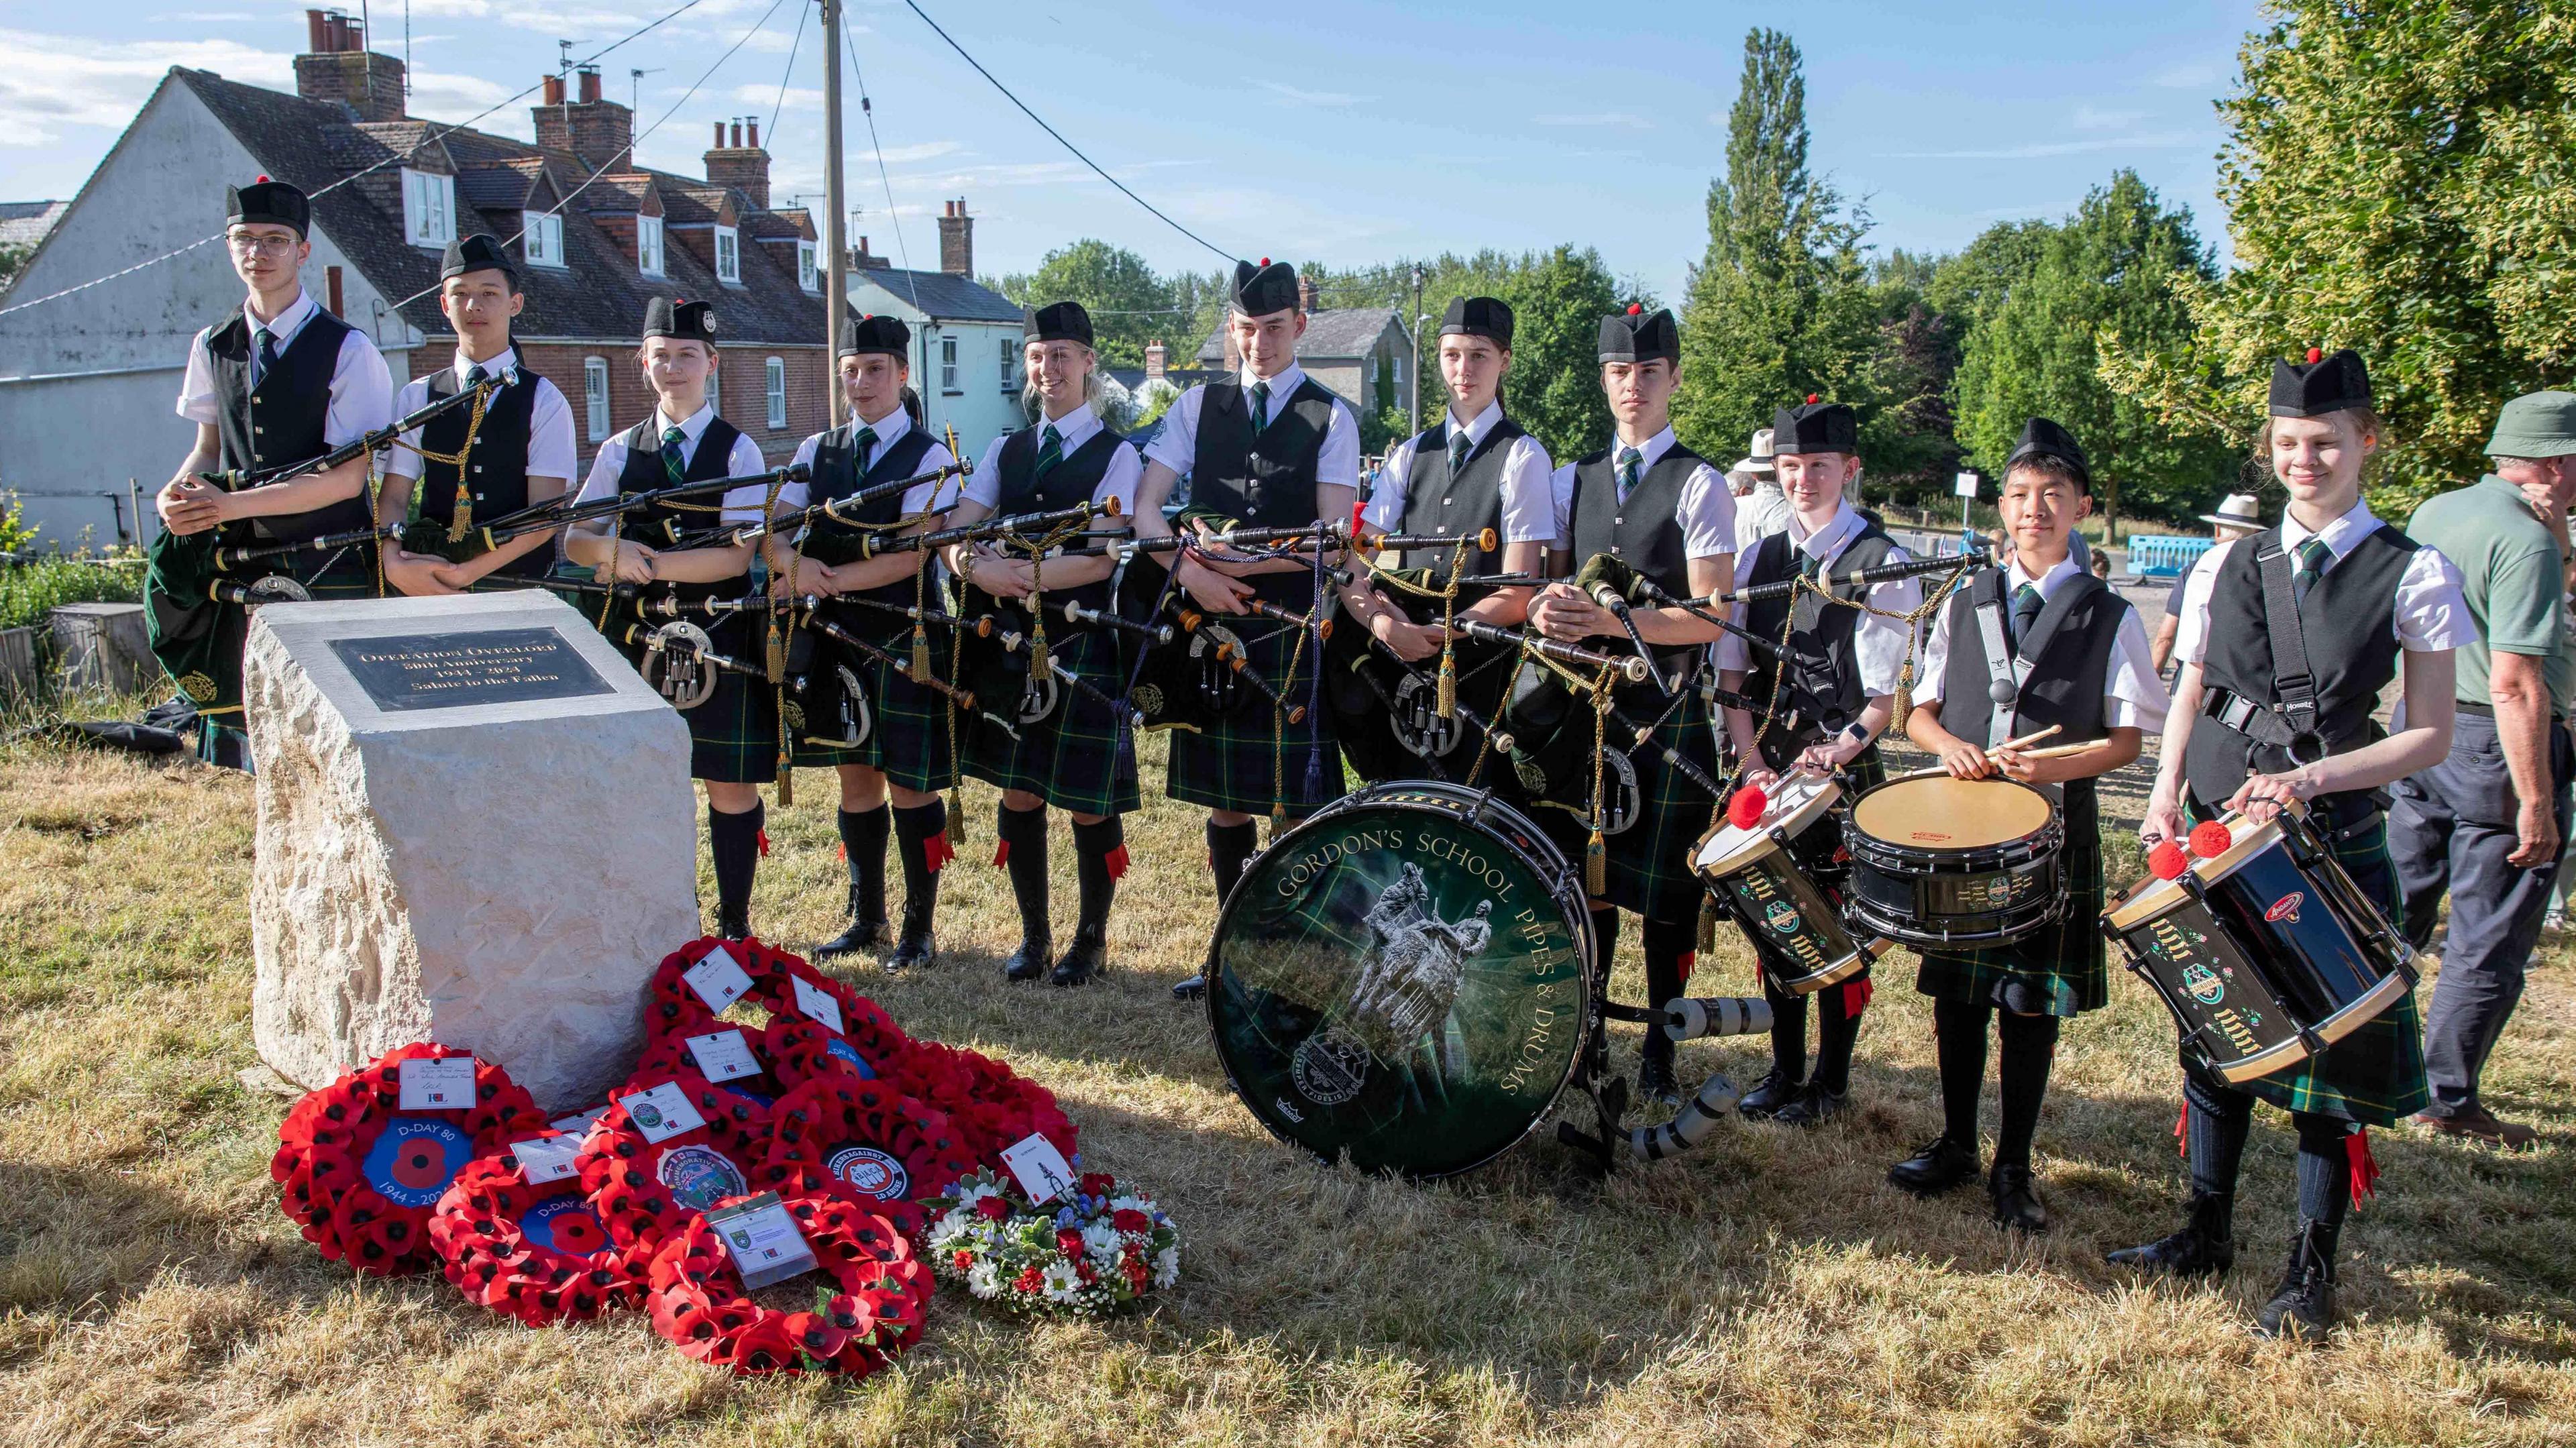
[2101,807,2421,1085]
[1842,775,2065,946]
[1692,773,1890,994]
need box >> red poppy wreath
[645,1192,932,1376]
[429,1133,649,1326]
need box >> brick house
[1193,273,1415,423]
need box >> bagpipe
[700,455,977,551]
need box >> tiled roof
[851,266,1023,324]
[1195,306,1403,364]
[171,68,826,347]
[0,201,65,249]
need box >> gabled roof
[0,201,65,248]
[168,67,826,347]
[851,266,1023,324]
[1195,306,1405,365]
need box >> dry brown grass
[3,730,2574,1447]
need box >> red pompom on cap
[1626,302,1642,315]
[2306,346,2323,364]
[256,174,270,182]
[2188,821,2234,858]
[1807,393,1819,404]
[1258,256,1270,266]
[1727,787,1768,830]
[2148,840,2189,881]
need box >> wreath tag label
[682,946,755,1012]
[998,1131,1075,1205]
[791,977,845,1033]
[706,1192,818,1290]
[398,1055,477,1109]
[684,1029,761,1083]
[551,1104,606,1134]
[513,1133,583,1184]
[618,1081,707,1144]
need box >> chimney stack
[1297,274,1321,315]
[938,197,973,278]
[295,8,408,123]
[1145,341,1167,382]
[703,115,773,211]
[542,73,565,107]
[533,64,634,170]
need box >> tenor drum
[2101,807,2420,1084]
[1691,773,1887,994]
[1842,774,2065,946]
[1204,783,1595,1178]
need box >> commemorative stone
[241,591,699,1110]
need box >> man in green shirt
[2390,390,2576,1150]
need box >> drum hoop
[1845,775,2059,860]
[1201,779,1596,1180]
[2102,814,2292,932]
[1690,775,1841,879]
[1845,820,2064,873]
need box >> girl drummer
[1896,417,2167,1232]
[2123,348,2469,1339]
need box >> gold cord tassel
[910,622,932,680]
[946,785,966,846]
[774,700,794,809]
[1587,826,1607,898]
[1436,647,1458,720]
[765,617,786,685]
[1697,893,1720,955]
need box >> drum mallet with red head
[1629,1072,1743,1161]
[1660,995,1775,1042]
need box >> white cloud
[734,82,818,112]
[1536,112,1652,129]
[405,68,517,115]
[0,30,292,145]
[1257,80,1368,107]
[1884,131,2203,160]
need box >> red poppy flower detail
[427,1137,649,1327]
[643,1193,931,1376]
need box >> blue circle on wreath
[716,1082,774,1109]
[519,1196,612,1257]
[656,1144,749,1211]
[824,1036,875,1079]
[362,1117,474,1209]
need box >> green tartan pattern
[787,626,869,769]
[1165,616,1340,818]
[851,614,959,793]
[961,612,1140,816]
[1913,785,2109,1017]
[1598,686,1724,921]
[610,608,780,784]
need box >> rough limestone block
[244,591,699,1111]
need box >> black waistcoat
[977,421,1125,612]
[418,364,548,577]
[2186,522,2418,815]
[1738,522,1901,743]
[1397,414,1525,575]
[1189,374,1338,604]
[614,414,751,605]
[205,309,375,542]
[800,416,938,601]
[1937,567,2128,814]
[1565,442,1709,599]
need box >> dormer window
[523,211,566,269]
[715,225,741,284]
[637,215,665,277]
[798,240,818,292]
[402,168,455,247]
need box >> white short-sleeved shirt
[574,402,773,524]
[1713,500,1921,695]
[380,345,579,484]
[971,400,1144,518]
[1916,554,2169,731]
[1546,425,1738,560]
[2171,497,2474,665]
[176,288,394,449]
[1360,399,1556,545]
[1141,362,1362,499]
[779,402,977,517]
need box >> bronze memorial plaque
[329,628,614,714]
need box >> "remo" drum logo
[2265,892,2305,924]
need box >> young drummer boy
[1894,418,2167,1231]
[769,316,983,971]
[376,235,576,595]
[1718,397,1923,1127]
[2117,348,2468,1339]
[562,298,779,940]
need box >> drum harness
[2191,541,2388,842]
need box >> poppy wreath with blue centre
[574,1067,821,1258]
[429,1133,649,1326]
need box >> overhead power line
[844,22,922,315]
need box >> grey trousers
[2389,709,2575,1118]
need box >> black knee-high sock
[1764,971,1808,1084]
[1811,976,1870,1095]
[1207,819,1258,900]
[838,805,890,923]
[708,801,764,925]
[893,799,947,920]
[1933,998,1992,1149]
[1994,1010,2061,1172]
[1639,914,1693,1069]
[2293,1113,2353,1239]
[1072,816,1126,932]
[996,801,1050,940]
[2184,1073,2253,1205]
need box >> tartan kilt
[962,606,1140,816]
[199,551,379,766]
[2200,810,2429,1127]
[1165,613,1340,818]
[1599,685,1724,921]
[848,611,959,793]
[787,624,870,769]
[1913,781,2109,1017]
[607,606,779,784]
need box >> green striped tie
[1033,423,1064,478]
[2292,537,2330,605]
[1250,379,1271,432]
[851,425,877,469]
[661,425,688,486]
[1616,445,1644,503]
[1448,429,1471,473]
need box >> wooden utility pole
[821,0,850,425]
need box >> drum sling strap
[1971,572,2030,751]
[2198,541,2326,761]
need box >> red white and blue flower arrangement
[925,1166,1180,1315]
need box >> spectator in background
[1733,426,1790,549]
[2151,493,2264,677]
[2390,391,2576,1151]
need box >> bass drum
[1205,783,1595,1178]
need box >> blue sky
[0,0,2260,307]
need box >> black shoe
[1887,1137,1980,1196]
[1737,1068,1803,1119]
[1636,1056,1682,1109]
[2105,1192,2236,1279]
[814,888,888,960]
[1050,926,1107,987]
[1171,973,1207,1001]
[2255,1221,2339,1341]
[1004,934,1053,983]
[1989,1163,2049,1233]
[1772,1081,1850,1128]
[887,928,936,973]
[716,907,750,942]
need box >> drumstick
[1988,724,2062,755]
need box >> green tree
[1675,27,1880,463]
[997,240,1175,370]
[0,243,31,291]
[2098,0,2576,510]
[1501,245,1622,466]
[1955,171,2234,529]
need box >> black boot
[1175,819,1256,1001]
[1988,1162,2049,1233]
[1772,1079,1850,1127]
[817,805,890,959]
[888,799,946,973]
[1636,1052,1680,1109]
[2255,1219,2339,1340]
[1737,1067,1804,1120]
[1888,1137,1980,1196]
[997,803,1051,982]
[2105,1191,2237,1278]
[1053,816,1124,988]
[708,802,763,942]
